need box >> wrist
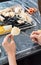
[7,52,17,65]
[7,52,16,57]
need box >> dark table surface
[0,0,41,65]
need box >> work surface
[0,0,41,65]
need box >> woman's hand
[2,34,16,55]
[30,30,41,45]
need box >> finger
[32,38,38,43]
[31,31,39,35]
[30,34,38,43]
[9,34,14,41]
[30,31,39,38]
[4,34,12,41]
[11,40,15,44]
[38,30,41,34]
[2,34,12,44]
[30,35,38,43]
[30,34,38,38]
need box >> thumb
[6,34,14,41]
[30,34,38,39]
[9,34,15,44]
[30,34,38,43]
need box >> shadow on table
[4,51,41,65]
[0,0,10,2]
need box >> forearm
[8,53,17,65]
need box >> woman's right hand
[2,34,16,55]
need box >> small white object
[0,16,5,21]
[11,26,20,36]
[9,12,15,17]
[15,7,18,13]
[20,11,32,23]
[3,25,12,31]
[17,20,24,24]
[5,12,10,17]
[26,15,32,24]
[0,49,1,53]
[14,6,21,13]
